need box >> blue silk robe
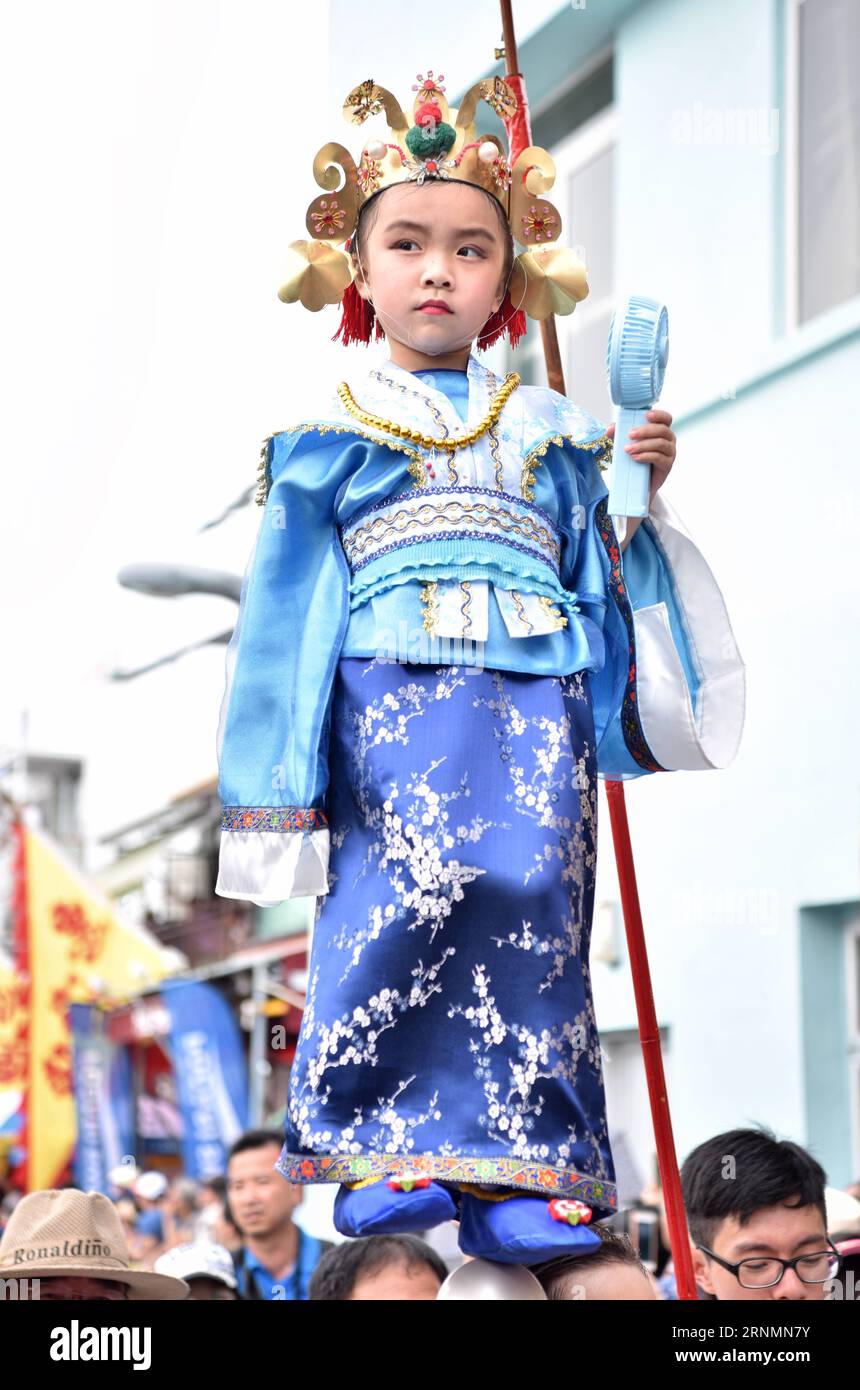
[213,354,745,1209]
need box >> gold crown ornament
[277,67,589,335]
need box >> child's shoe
[333,1173,458,1237]
[456,1186,602,1265]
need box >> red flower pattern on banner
[52,902,107,963]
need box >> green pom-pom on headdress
[406,120,456,159]
[406,100,456,160]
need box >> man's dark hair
[681,1126,828,1249]
[227,1129,284,1163]
[308,1233,448,1300]
[350,179,515,298]
[530,1224,647,1300]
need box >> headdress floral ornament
[277,67,589,349]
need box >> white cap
[825,1185,860,1236]
[132,1170,169,1202]
[154,1242,237,1289]
[108,1162,141,1190]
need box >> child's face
[352,181,508,364]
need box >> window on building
[507,56,616,423]
[794,0,860,324]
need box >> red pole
[604,781,698,1299]
[496,1,699,1299]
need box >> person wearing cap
[0,1188,189,1299]
[154,1241,239,1300]
[130,1170,169,1261]
[107,1161,141,1199]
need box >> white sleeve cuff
[633,490,746,771]
[215,827,330,905]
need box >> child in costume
[215,69,746,1265]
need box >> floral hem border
[276,1148,618,1208]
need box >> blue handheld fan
[605,294,669,542]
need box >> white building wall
[588,0,860,1178]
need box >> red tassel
[476,289,527,351]
[331,279,385,346]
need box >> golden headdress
[278,67,589,330]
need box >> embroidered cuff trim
[221,807,329,832]
[594,498,665,773]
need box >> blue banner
[70,1003,134,1195]
[161,980,248,1179]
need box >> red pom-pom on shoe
[547,1198,593,1226]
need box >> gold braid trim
[407,456,429,488]
[539,594,568,630]
[420,580,439,634]
[337,373,521,454]
[254,422,424,505]
[520,430,613,502]
[255,435,275,507]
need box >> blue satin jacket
[215,355,745,904]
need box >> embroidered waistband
[340,485,561,575]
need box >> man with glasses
[680,1126,840,1300]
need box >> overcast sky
[0,0,564,860]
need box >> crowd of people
[1,1124,858,1301]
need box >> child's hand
[607,409,676,505]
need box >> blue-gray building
[470,0,860,1198]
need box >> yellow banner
[0,966,28,1158]
[24,824,181,1190]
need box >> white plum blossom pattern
[329,666,511,983]
[278,657,617,1209]
[476,669,598,991]
[446,961,612,1178]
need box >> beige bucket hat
[0,1189,189,1299]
